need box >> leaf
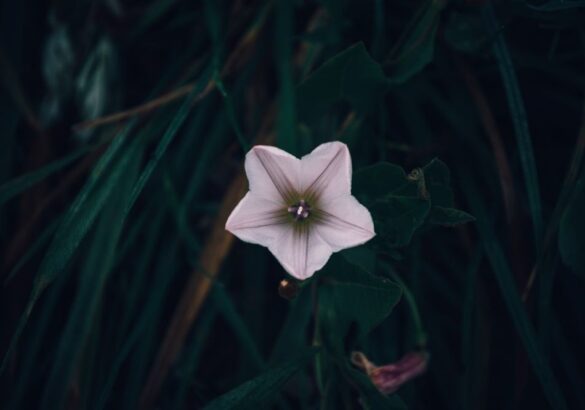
[386,0,446,84]
[203,349,317,410]
[428,206,475,226]
[319,255,402,353]
[269,286,313,365]
[444,11,488,54]
[354,162,428,247]
[371,196,431,248]
[422,158,453,207]
[352,162,415,202]
[558,178,585,276]
[297,42,388,122]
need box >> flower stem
[388,272,427,348]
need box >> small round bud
[278,278,299,300]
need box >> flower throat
[288,199,311,221]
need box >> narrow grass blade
[4,217,60,284]
[96,239,179,410]
[203,349,317,410]
[40,137,143,409]
[275,0,297,155]
[462,174,568,410]
[483,4,543,246]
[0,123,134,375]
[123,65,213,218]
[0,144,95,206]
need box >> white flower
[225,141,375,280]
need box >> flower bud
[351,351,429,395]
[278,278,299,300]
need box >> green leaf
[558,178,585,275]
[422,158,453,207]
[319,255,402,353]
[444,11,488,54]
[428,206,475,226]
[371,196,431,248]
[203,349,317,410]
[352,162,415,202]
[297,42,388,122]
[386,0,445,84]
[269,286,313,365]
[354,162,429,247]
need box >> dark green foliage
[0,1,583,409]
[203,349,317,410]
[297,43,388,122]
[558,178,585,276]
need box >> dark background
[1,0,584,409]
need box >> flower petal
[315,195,375,251]
[301,141,351,202]
[225,192,289,246]
[245,145,301,203]
[269,226,332,280]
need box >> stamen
[288,199,311,221]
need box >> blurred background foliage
[1,0,585,409]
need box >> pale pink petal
[315,195,375,251]
[268,227,332,280]
[300,141,351,202]
[245,145,301,203]
[225,192,289,246]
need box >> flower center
[288,199,311,221]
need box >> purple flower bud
[351,351,429,395]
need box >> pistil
[288,199,311,221]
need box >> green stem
[388,271,427,348]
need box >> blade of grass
[0,121,134,376]
[482,4,543,246]
[275,0,298,155]
[120,239,181,410]
[40,135,143,410]
[3,217,60,284]
[123,64,213,219]
[96,238,180,410]
[0,143,99,207]
[212,284,265,370]
[461,248,483,410]
[202,349,317,410]
[170,307,217,410]
[462,173,568,410]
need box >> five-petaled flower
[225,141,375,280]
